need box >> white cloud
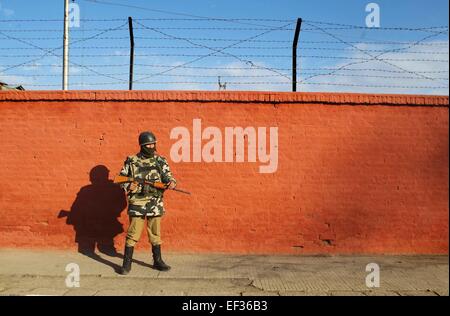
[21,62,43,71]
[298,40,449,95]
[128,41,448,95]
[0,72,36,88]
[0,1,14,16]
[131,58,291,91]
[3,34,446,94]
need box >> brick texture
[0,90,448,254]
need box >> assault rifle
[113,175,191,195]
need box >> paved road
[0,249,447,296]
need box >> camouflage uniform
[119,152,176,247]
[118,131,174,274]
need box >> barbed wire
[0,27,127,32]
[1,45,447,56]
[2,26,448,33]
[0,22,129,81]
[3,63,449,74]
[0,16,447,32]
[133,20,291,80]
[2,35,447,46]
[3,66,448,81]
[302,20,448,33]
[299,21,449,84]
[1,15,448,92]
[132,20,296,83]
[21,81,448,89]
[79,0,295,28]
[0,18,296,23]
[2,52,448,64]
[0,26,297,32]
[10,72,447,81]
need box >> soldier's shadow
[58,165,152,273]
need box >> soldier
[118,131,176,275]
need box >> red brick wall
[0,91,448,254]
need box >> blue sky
[0,0,448,94]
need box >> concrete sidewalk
[0,249,448,296]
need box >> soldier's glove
[129,181,139,192]
[167,181,176,190]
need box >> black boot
[119,246,134,275]
[152,244,171,271]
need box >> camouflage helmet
[139,131,157,146]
